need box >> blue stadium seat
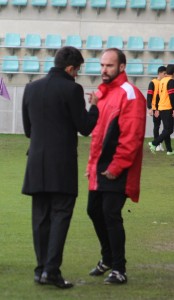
[4,33,21,54]
[110,0,126,8]
[85,58,101,75]
[106,36,123,49]
[51,0,67,12]
[127,36,144,57]
[147,59,163,75]
[170,0,174,9]
[2,56,19,73]
[11,0,27,11]
[150,0,166,14]
[169,59,174,64]
[0,0,8,7]
[126,59,144,75]
[168,37,174,51]
[90,0,106,14]
[65,35,82,48]
[86,35,102,51]
[31,0,47,10]
[43,57,54,73]
[148,37,164,54]
[22,56,40,73]
[45,34,62,50]
[24,34,41,53]
[70,0,86,13]
[130,0,146,14]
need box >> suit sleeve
[107,93,146,177]
[147,81,154,109]
[22,84,31,138]
[67,84,99,136]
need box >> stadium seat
[22,56,40,73]
[126,59,144,76]
[31,0,47,11]
[170,0,174,9]
[51,0,67,12]
[0,0,8,7]
[147,59,163,75]
[168,37,174,51]
[90,0,106,14]
[70,0,86,13]
[4,33,21,54]
[86,35,102,55]
[45,34,62,51]
[150,0,166,15]
[2,56,19,73]
[43,57,54,73]
[130,0,146,15]
[148,37,164,56]
[127,36,144,57]
[24,34,41,53]
[110,0,126,14]
[106,36,123,49]
[65,35,82,48]
[85,58,101,81]
[11,0,27,11]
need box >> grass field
[0,134,174,300]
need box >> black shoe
[104,270,127,284]
[34,273,41,283]
[40,271,73,289]
[89,260,111,276]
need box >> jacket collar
[48,67,75,82]
[96,71,128,99]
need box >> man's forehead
[101,51,118,63]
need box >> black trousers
[87,191,127,273]
[32,192,76,276]
[152,109,174,152]
[153,112,161,139]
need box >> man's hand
[86,92,98,106]
[101,170,116,180]
[148,109,153,116]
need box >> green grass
[0,134,174,300]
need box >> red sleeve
[107,92,146,177]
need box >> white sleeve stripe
[121,82,136,100]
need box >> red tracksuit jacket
[87,71,146,202]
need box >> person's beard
[102,69,120,84]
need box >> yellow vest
[158,76,172,110]
[151,78,160,110]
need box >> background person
[148,64,174,155]
[86,48,146,285]
[147,66,166,151]
[22,46,99,289]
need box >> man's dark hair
[158,66,166,73]
[54,46,84,69]
[103,48,126,65]
[166,64,174,75]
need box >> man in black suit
[22,46,99,289]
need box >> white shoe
[156,145,161,151]
[167,151,174,155]
[160,144,164,151]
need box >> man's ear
[65,65,74,75]
[119,64,126,73]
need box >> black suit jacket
[22,67,99,196]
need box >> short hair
[102,48,126,65]
[166,64,174,75]
[54,46,84,69]
[158,66,166,73]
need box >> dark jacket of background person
[87,71,146,202]
[22,67,99,196]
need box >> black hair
[158,66,166,73]
[103,48,126,65]
[54,46,84,69]
[166,64,174,75]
